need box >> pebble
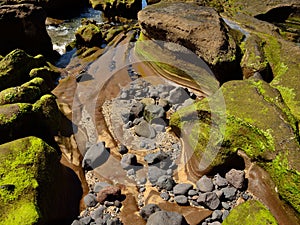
[146,211,188,225]
[156,175,175,191]
[148,166,167,184]
[203,192,220,210]
[118,144,128,154]
[139,204,161,220]
[83,193,98,207]
[174,195,188,205]
[196,175,214,193]
[188,189,198,196]
[222,210,230,221]
[82,142,110,171]
[221,202,230,210]
[120,153,137,170]
[222,187,237,201]
[173,183,193,195]
[160,192,170,201]
[79,216,92,225]
[134,120,156,139]
[90,206,106,220]
[211,210,223,220]
[71,220,84,225]
[225,169,245,189]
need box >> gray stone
[156,175,175,191]
[71,220,84,225]
[211,210,223,220]
[173,183,193,195]
[221,202,230,210]
[94,182,112,193]
[138,177,147,185]
[146,211,188,225]
[214,174,228,188]
[225,169,245,189]
[188,189,198,196]
[118,144,128,154]
[222,187,237,201]
[127,168,135,176]
[120,111,131,123]
[140,204,161,220]
[167,87,190,104]
[144,151,168,165]
[148,166,167,184]
[134,120,156,139]
[83,193,97,207]
[130,101,144,118]
[204,192,220,210]
[222,210,230,221]
[79,216,92,225]
[90,206,106,220]
[107,218,121,225]
[174,195,188,205]
[160,192,170,201]
[82,142,110,170]
[144,104,165,122]
[208,222,221,225]
[197,193,206,204]
[196,175,214,193]
[121,153,137,170]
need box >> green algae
[0,137,59,225]
[222,200,278,225]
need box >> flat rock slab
[138,2,238,81]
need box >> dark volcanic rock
[96,186,121,204]
[148,166,167,184]
[156,175,175,191]
[225,169,245,189]
[138,2,239,82]
[0,4,54,58]
[146,211,188,225]
[82,142,110,170]
[90,0,142,20]
[196,175,214,193]
[139,204,161,220]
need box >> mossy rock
[170,79,300,213]
[222,200,278,225]
[0,86,41,105]
[33,94,61,135]
[22,77,50,95]
[0,49,47,92]
[0,136,82,225]
[240,34,272,81]
[29,66,60,90]
[75,24,103,48]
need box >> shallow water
[46,7,103,55]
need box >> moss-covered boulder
[170,79,300,214]
[0,49,47,92]
[75,23,103,48]
[0,94,62,144]
[0,136,82,225]
[240,34,272,81]
[222,200,278,225]
[89,0,142,20]
[29,66,60,90]
[0,86,41,105]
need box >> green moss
[0,137,59,224]
[22,77,49,94]
[222,200,278,225]
[0,103,32,125]
[0,86,41,105]
[264,154,300,213]
[262,35,288,77]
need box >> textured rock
[174,195,188,205]
[94,182,112,193]
[222,200,278,225]
[75,24,102,48]
[0,137,82,225]
[96,186,121,204]
[196,175,214,193]
[213,174,228,188]
[203,192,220,210]
[82,142,110,170]
[139,204,161,220]
[83,193,98,207]
[225,169,245,189]
[0,4,54,57]
[120,153,138,170]
[148,166,167,184]
[144,104,165,122]
[89,0,142,20]
[146,211,188,225]
[156,175,175,191]
[222,187,237,201]
[134,120,156,139]
[138,3,239,82]
[167,87,190,105]
[173,183,193,195]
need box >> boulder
[0,86,41,105]
[0,94,62,145]
[2,0,87,18]
[89,0,142,20]
[0,136,82,225]
[146,211,188,225]
[222,200,278,225]
[0,49,48,92]
[138,3,239,83]
[75,24,103,48]
[0,4,54,58]
[170,79,300,213]
[82,142,110,170]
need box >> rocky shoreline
[0,0,299,225]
